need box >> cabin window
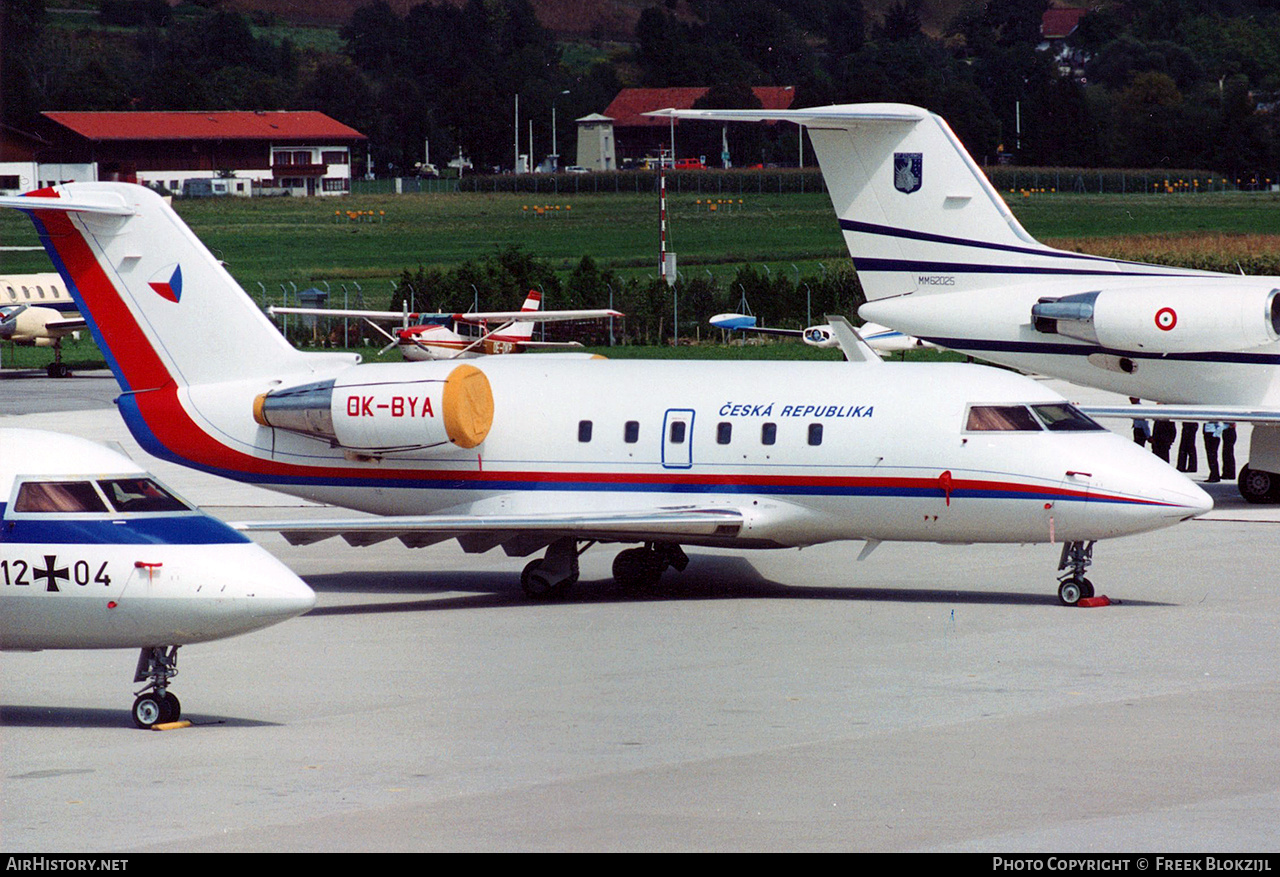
[1031,403,1106,432]
[98,478,190,513]
[35,286,45,299]
[808,423,824,446]
[14,481,109,513]
[761,422,777,445]
[965,405,1043,432]
[717,422,732,444]
[624,421,639,443]
[578,420,593,442]
[669,421,686,444]
[5,286,15,301]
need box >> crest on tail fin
[148,264,183,303]
[894,153,922,194]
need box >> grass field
[8,187,1280,370]
[0,191,850,299]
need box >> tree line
[7,0,1280,176]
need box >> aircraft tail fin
[510,289,541,340]
[0,184,323,392]
[653,104,1182,301]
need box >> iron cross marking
[33,555,69,593]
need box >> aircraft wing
[452,309,622,323]
[268,306,622,323]
[268,306,437,323]
[509,340,585,348]
[1080,404,1280,424]
[42,316,88,335]
[231,506,746,552]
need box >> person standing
[1130,397,1150,447]
[1151,418,1177,462]
[1203,421,1226,483]
[1222,423,1237,480]
[1177,421,1199,473]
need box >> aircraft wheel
[1238,466,1279,504]
[1058,579,1084,607]
[132,693,165,729]
[521,559,553,598]
[612,547,663,592]
[161,692,181,724]
[46,362,70,378]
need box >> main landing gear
[1056,540,1096,606]
[519,539,690,599]
[46,341,71,378]
[612,542,688,592]
[132,645,181,729]
[1238,466,1280,504]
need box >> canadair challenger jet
[656,103,1280,504]
[0,184,1211,605]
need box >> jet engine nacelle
[253,362,494,452]
[1031,286,1280,354]
[801,325,838,348]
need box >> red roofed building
[1040,7,1087,41]
[34,111,367,197]
[1038,6,1090,80]
[602,87,796,166]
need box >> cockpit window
[98,478,190,513]
[1030,404,1106,432]
[965,405,1042,432]
[14,481,110,513]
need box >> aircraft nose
[247,553,317,621]
[1105,445,1214,529]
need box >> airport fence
[354,166,1280,198]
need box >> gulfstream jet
[0,184,1211,605]
[0,428,315,728]
[655,103,1280,504]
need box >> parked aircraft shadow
[301,554,1172,615]
[0,703,279,729]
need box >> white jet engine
[1031,286,1280,353]
[253,362,494,453]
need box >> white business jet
[655,103,1280,503]
[1,273,86,376]
[0,184,1210,605]
[709,313,935,355]
[0,428,315,728]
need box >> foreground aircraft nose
[245,552,317,622]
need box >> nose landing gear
[132,645,181,728]
[1056,540,1096,606]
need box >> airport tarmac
[3,369,1280,852]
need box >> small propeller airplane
[269,290,622,361]
[0,428,315,728]
[1,273,87,377]
[0,183,1212,606]
[709,313,936,355]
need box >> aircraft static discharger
[0,428,316,728]
[0,183,1212,605]
[656,103,1280,504]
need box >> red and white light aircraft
[270,290,621,361]
[0,183,1211,604]
[658,103,1280,503]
